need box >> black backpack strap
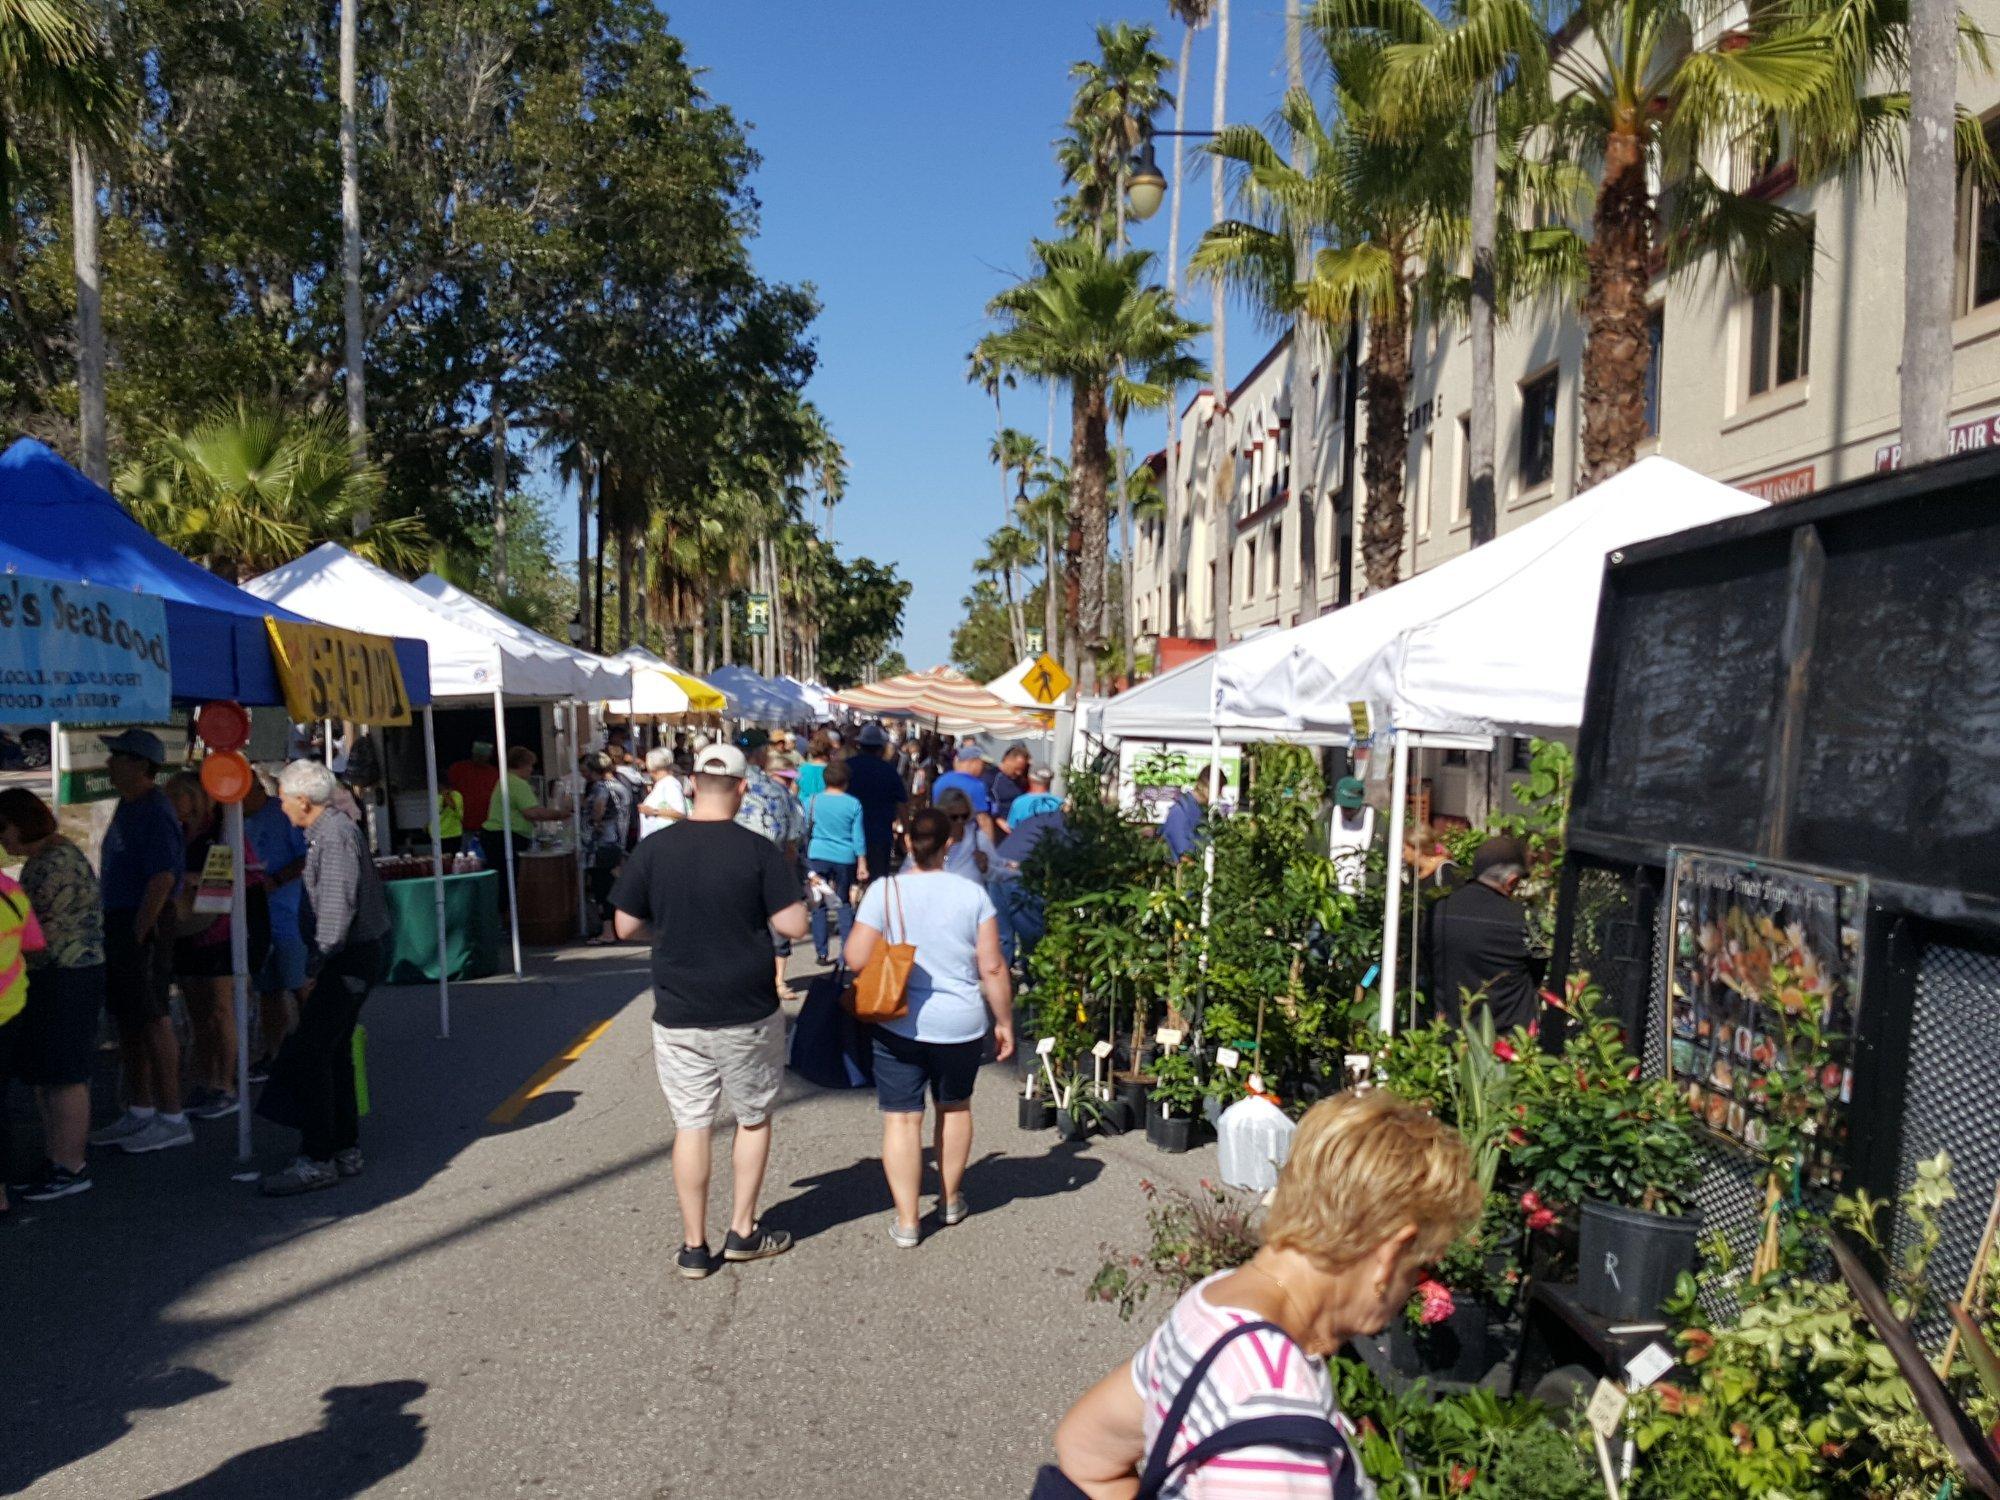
[1155,1414,1359,1500]
[1135,1320,1359,1500]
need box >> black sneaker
[721,1223,793,1263]
[15,1162,93,1202]
[676,1243,717,1280]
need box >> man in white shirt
[1328,776,1376,894]
[638,748,688,839]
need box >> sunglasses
[946,812,970,824]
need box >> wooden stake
[1938,1176,2000,1378]
[1752,1172,1784,1281]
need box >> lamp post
[1123,127,1219,222]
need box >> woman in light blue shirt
[804,757,867,962]
[845,807,1014,1248]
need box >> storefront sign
[0,576,171,725]
[264,618,412,726]
[1875,412,2000,470]
[1741,464,1816,502]
[1663,851,1863,1188]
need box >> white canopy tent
[247,545,604,974]
[1201,457,1768,1032]
[780,675,835,722]
[1100,631,1351,747]
[414,574,630,702]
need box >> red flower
[1627,1064,1642,1082]
[1683,1328,1715,1365]
[1520,1189,1543,1213]
[1527,1018,1540,1040]
[1507,1126,1528,1147]
[1527,1207,1558,1233]
[1415,1278,1456,1326]
[1448,1463,1478,1491]
[1493,1038,1518,1063]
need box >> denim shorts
[870,1028,984,1113]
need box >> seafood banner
[1665,853,1863,1187]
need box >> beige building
[1134,36,2000,649]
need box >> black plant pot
[1055,1108,1087,1142]
[1576,1200,1703,1322]
[1153,1113,1193,1154]
[1145,1098,1164,1146]
[1387,1299,1493,1383]
[1115,1079,1150,1132]
[1202,1094,1224,1129]
[1018,1095,1054,1131]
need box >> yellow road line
[487,1018,616,1126]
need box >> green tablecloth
[383,870,501,983]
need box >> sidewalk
[3,944,1217,1498]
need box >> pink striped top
[1129,1272,1373,1500]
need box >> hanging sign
[263,618,412,727]
[745,594,772,638]
[1025,626,1046,657]
[0,576,170,725]
[191,843,234,916]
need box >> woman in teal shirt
[804,758,867,963]
[794,730,832,805]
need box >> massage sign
[0,576,172,724]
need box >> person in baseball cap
[856,723,889,750]
[99,728,167,769]
[694,743,748,779]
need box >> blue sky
[641,2,1297,667]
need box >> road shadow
[142,1380,427,1499]
[770,1138,1105,1243]
[0,952,643,1495]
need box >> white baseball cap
[694,743,748,779]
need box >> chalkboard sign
[1664,852,1862,1187]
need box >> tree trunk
[1000,562,1023,661]
[592,470,607,650]
[1074,380,1111,675]
[1360,271,1413,591]
[575,452,590,644]
[1115,405,1136,681]
[769,537,786,677]
[1285,0,1314,622]
[1468,82,1498,545]
[490,368,509,592]
[721,582,734,666]
[691,608,705,675]
[1044,516,1062,664]
[1209,0,1231,639]
[69,139,107,485]
[1902,0,1956,465]
[1163,19,1195,638]
[1578,128,1653,488]
[617,524,634,648]
[339,0,366,456]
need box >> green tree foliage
[815,554,910,689]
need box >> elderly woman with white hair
[638,746,689,840]
[256,758,391,1196]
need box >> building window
[1519,368,1558,491]
[1454,413,1470,523]
[1747,228,1812,397]
[1414,432,1435,539]
[1643,308,1665,435]
[1270,520,1282,591]
[1959,116,2000,313]
[1243,540,1257,601]
[1443,747,1469,768]
[1509,735,1533,772]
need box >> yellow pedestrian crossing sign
[1025,653,1071,705]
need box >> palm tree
[1903,0,1956,465]
[1067,22,1175,249]
[1315,0,1547,548]
[1020,458,1071,665]
[976,525,1037,659]
[1206,0,1232,640]
[966,346,1017,532]
[339,0,365,454]
[1160,1,1213,637]
[117,401,427,578]
[985,238,1205,691]
[0,0,122,476]
[1194,67,1465,591]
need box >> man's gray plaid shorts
[651,1012,785,1130]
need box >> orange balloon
[200,750,253,805]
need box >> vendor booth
[1552,446,2000,1337]
[246,545,628,975]
[604,646,727,722]
[0,438,439,1163]
[704,664,815,727]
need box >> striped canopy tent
[831,666,1041,733]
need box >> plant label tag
[1624,1342,1676,1391]
[1361,964,1380,989]
[1586,1378,1629,1440]
[1036,1037,1056,1056]
[1156,1027,1183,1050]
[1217,1047,1241,1070]
[1092,1040,1114,1059]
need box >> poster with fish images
[1663,853,1864,1188]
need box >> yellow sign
[264,618,412,726]
[1347,700,1372,740]
[1024,652,1072,706]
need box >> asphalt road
[2,945,1216,1498]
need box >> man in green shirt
[483,746,570,930]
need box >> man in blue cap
[87,729,193,1156]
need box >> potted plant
[1509,980,1701,1321]
[1147,1049,1203,1153]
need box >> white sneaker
[120,1115,195,1153]
[88,1111,150,1147]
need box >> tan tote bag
[843,877,916,1022]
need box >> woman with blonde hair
[1044,1090,1480,1498]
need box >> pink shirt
[1129,1272,1372,1499]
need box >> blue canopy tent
[0,439,431,706]
[0,438,452,1160]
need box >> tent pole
[323,718,334,770]
[1196,727,1222,1029]
[422,705,450,1037]
[493,688,523,977]
[47,720,59,809]
[227,800,252,1162]
[568,700,587,939]
[1380,730,1410,1037]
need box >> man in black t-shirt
[1426,835,1540,1034]
[612,743,808,1281]
[988,743,1032,826]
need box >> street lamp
[567,614,584,646]
[1126,138,1166,222]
